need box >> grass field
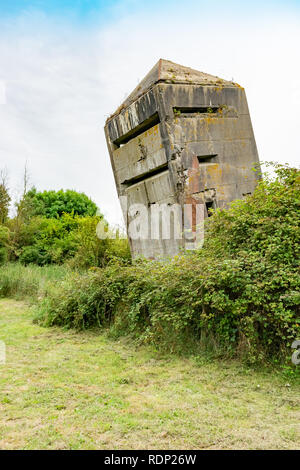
[0,298,299,450]
[0,263,69,301]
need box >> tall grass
[0,263,70,301]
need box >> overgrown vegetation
[0,163,299,364]
[31,163,300,364]
[22,188,98,219]
[0,172,131,268]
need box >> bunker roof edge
[106,59,240,123]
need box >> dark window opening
[205,201,214,217]
[197,154,217,163]
[173,106,220,116]
[113,113,160,147]
[122,163,169,188]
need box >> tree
[22,188,99,219]
[15,163,32,223]
[0,169,11,224]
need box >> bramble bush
[36,164,300,363]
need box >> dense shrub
[0,247,8,265]
[1,180,131,268]
[66,217,131,269]
[36,164,300,363]
[7,212,131,267]
[19,245,47,266]
[0,225,9,265]
[22,188,99,218]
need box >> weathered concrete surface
[105,59,261,259]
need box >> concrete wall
[105,72,260,259]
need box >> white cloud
[0,4,299,224]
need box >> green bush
[0,225,9,265]
[66,217,131,269]
[19,246,48,266]
[0,247,8,265]
[3,181,131,268]
[22,188,99,219]
[10,212,131,268]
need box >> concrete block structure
[104,59,261,259]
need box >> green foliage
[0,174,131,268]
[19,246,45,266]
[13,212,131,268]
[0,225,9,265]
[35,164,300,364]
[66,217,131,269]
[14,215,72,265]
[22,188,99,219]
[0,247,8,265]
[205,162,299,263]
[6,213,131,268]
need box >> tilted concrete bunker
[105,59,260,258]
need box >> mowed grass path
[0,299,299,450]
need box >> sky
[0,0,299,225]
